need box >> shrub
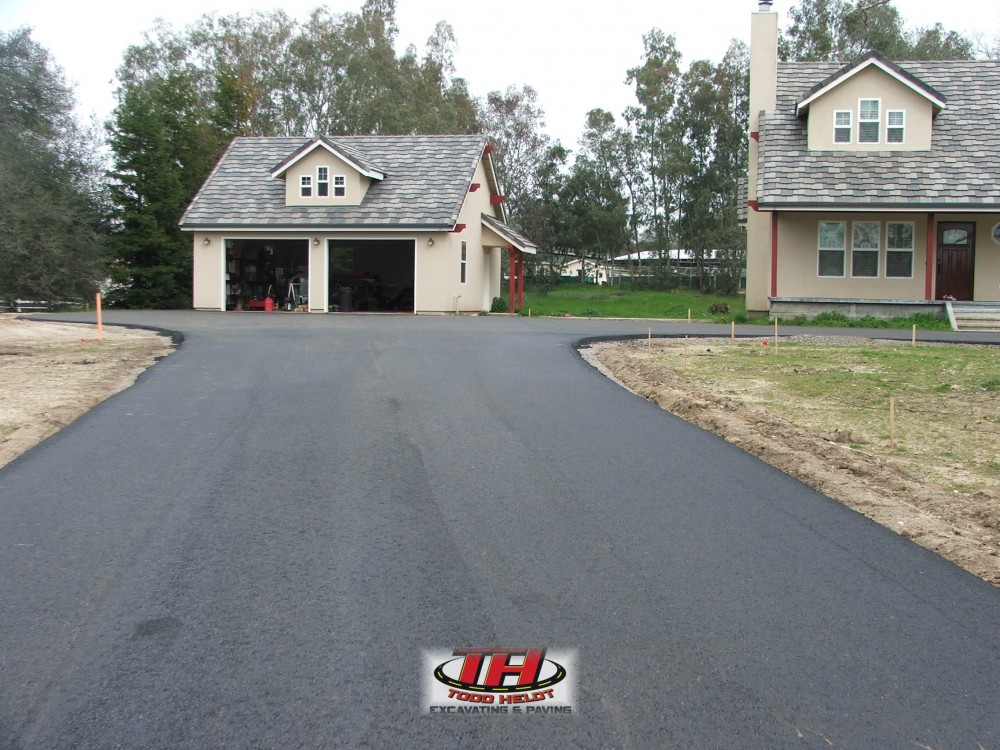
[490,297,508,313]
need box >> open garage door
[225,238,309,310]
[328,239,415,312]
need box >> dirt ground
[0,315,174,469]
[583,337,1000,587]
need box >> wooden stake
[648,327,652,349]
[684,335,689,363]
[688,308,692,324]
[911,324,916,346]
[773,317,778,351]
[889,396,897,449]
[731,320,735,341]
[96,292,104,342]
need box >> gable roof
[181,135,490,230]
[795,51,947,116]
[481,213,538,254]
[757,60,1000,211]
[269,136,387,181]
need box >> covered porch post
[508,246,516,314]
[516,250,525,312]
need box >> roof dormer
[270,137,387,207]
[796,52,946,152]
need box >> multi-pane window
[334,175,346,197]
[887,110,905,143]
[859,99,880,143]
[886,222,914,278]
[834,110,852,144]
[851,221,880,277]
[818,221,846,277]
[300,175,312,197]
[317,166,329,197]
[460,241,467,284]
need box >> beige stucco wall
[415,159,503,312]
[775,212,929,299]
[192,232,225,310]
[283,148,371,207]
[971,215,1000,301]
[806,66,934,151]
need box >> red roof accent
[748,200,759,211]
[750,131,759,141]
[452,224,467,233]
[483,144,495,155]
[469,183,481,192]
[490,195,507,204]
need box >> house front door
[936,222,976,300]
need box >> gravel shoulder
[583,336,1000,587]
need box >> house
[746,1,1000,322]
[180,135,537,314]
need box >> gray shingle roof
[758,60,1000,209]
[481,213,538,253]
[180,134,489,230]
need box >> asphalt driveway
[1,312,998,748]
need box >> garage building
[180,135,536,313]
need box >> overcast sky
[1,0,993,149]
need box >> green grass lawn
[505,284,745,320]
[499,284,952,330]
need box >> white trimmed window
[460,241,467,284]
[334,175,346,197]
[818,221,846,277]
[887,110,905,143]
[886,221,914,278]
[851,221,880,278]
[300,175,312,197]
[317,166,329,197]
[859,99,880,143]
[834,110,852,144]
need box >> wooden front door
[936,222,976,300]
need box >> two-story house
[180,135,536,314]
[746,1,1000,323]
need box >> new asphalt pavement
[1,312,998,748]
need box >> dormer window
[887,110,905,143]
[334,175,346,198]
[300,175,312,197]
[859,99,880,143]
[317,167,329,197]
[834,111,852,144]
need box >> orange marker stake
[96,292,104,342]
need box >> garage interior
[226,239,308,310]
[328,239,415,312]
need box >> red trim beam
[490,195,507,204]
[469,183,481,192]
[770,212,779,298]
[452,224,466,233]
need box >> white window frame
[818,221,846,278]
[851,221,880,278]
[317,166,329,197]
[460,241,467,284]
[333,175,346,198]
[300,175,312,198]
[858,98,880,144]
[833,110,852,144]
[886,221,915,279]
[886,110,905,144]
